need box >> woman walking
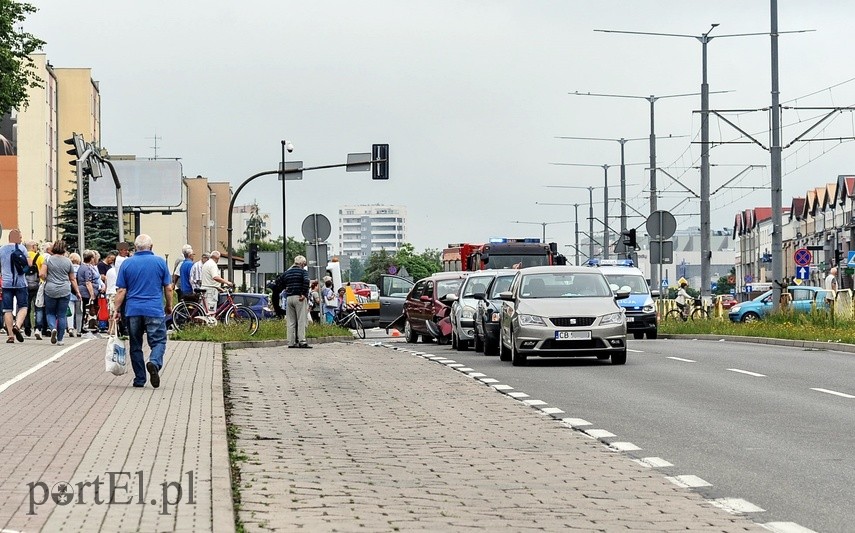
[39,240,81,345]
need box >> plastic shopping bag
[105,324,127,376]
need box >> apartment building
[338,205,407,260]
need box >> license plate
[555,330,591,340]
[626,317,634,322]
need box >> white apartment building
[338,205,407,260]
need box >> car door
[500,273,521,344]
[412,280,434,333]
[380,275,414,327]
[789,288,814,313]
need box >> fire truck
[442,239,565,272]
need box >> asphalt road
[370,330,855,533]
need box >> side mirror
[470,292,485,301]
[498,291,514,301]
[614,290,631,300]
[650,289,660,298]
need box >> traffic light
[63,132,103,180]
[247,243,260,271]
[372,143,389,180]
[835,249,843,266]
[621,228,637,249]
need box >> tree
[0,1,45,115]
[348,258,365,282]
[237,201,270,246]
[362,249,395,286]
[713,267,736,295]
[56,178,124,253]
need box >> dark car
[473,272,515,355]
[219,292,275,320]
[389,272,467,344]
[377,275,414,329]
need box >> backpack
[25,252,40,290]
[10,246,29,279]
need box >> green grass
[659,309,855,344]
[170,320,350,342]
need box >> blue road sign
[711,282,718,292]
[744,274,753,284]
[794,248,812,267]
[795,265,810,280]
[730,288,736,295]
[661,279,668,288]
[848,251,855,267]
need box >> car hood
[515,297,620,317]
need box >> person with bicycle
[675,281,691,319]
[201,251,233,314]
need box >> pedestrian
[23,240,42,339]
[69,252,82,336]
[283,255,311,348]
[177,245,197,303]
[309,280,321,323]
[77,250,101,337]
[97,250,116,286]
[32,242,53,339]
[190,251,208,292]
[200,250,233,314]
[825,267,838,318]
[0,229,31,343]
[112,234,173,389]
[321,278,337,323]
[105,258,118,334]
[114,242,130,271]
[40,240,81,345]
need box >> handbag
[104,322,127,376]
[35,282,46,308]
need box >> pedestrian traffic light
[621,228,637,249]
[247,243,260,271]
[372,143,389,180]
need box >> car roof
[422,271,469,281]
[596,265,646,276]
[517,265,601,275]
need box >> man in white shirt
[189,252,208,291]
[825,267,838,318]
[200,251,233,313]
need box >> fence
[657,289,855,321]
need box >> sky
[25,1,855,254]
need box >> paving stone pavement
[0,338,232,533]
[227,341,767,532]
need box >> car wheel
[484,337,499,356]
[632,332,644,339]
[474,332,484,353]
[499,333,511,362]
[457,335,468,351]
[741,312,760,323]
[437,334,450,346]
[451,330,459,350]
[420,334,433,343]
[510,331,527,366]
[646,330,658,340]
[611,350,627,365]
[404,321,418,343]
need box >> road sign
[744,274,753,284]
[388,265,398,275]
[279,160,303,180]
[794,248,812,267]
[646,210,677,240]
[301,214,331,242]
[745,285,752,293]
[795,265,810,280]
[661,279,668,288]
[650,240,673,264]
[847,251,855,267]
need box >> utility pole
[770,0,784,307]
[543,185,599,258]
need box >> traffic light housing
[621,228,637,249]
[63,132,102,180]
[835,249,843,266]
[372,143,389,180]
[247,243,260,271]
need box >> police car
[587,259,659,339]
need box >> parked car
[498,266,629,366]
[220,292,276,320]
[718,294,737,310]
[368,275,414,329]
[473,272,516,355]
[388,272,467,344]
[728,286,829,322]
[448,271,498,351]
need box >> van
[589,259,659,339]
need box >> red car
[388,272,467,344]
[718,294,737,309]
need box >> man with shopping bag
[112,234,173,389]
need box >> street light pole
[770,0,784,307]
[280,140,289,264]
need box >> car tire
[647,330,658,340]
[510,331,527,366]
[499,333,511,362]
[404,321,418,343]
[420,334,433,343]
[632,332,644,339]
[741,312,760,323]
[451,330,459,350]
[611,350,627,365]
[484,337,499,356]
[474,332,484,353]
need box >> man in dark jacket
[283,255,311,348]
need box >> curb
[660,333,855,353]
[210,343,236,533]
[222,335,354,350]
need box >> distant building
[233,203,272,243]
[338,205,407,260]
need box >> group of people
[171,247,233,314]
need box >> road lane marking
[522,399,547,406]
[761,522,819,533]
[665,475,712,488]
[609,442,641,452]
[633,457,673,468]
[507,392,529,398]
[561,418,591,428]
[668,356,697,363]
[540,407,564,415]
[811,387,855,399]
[585,429,616,439]
[491,384,513,391]
[710,497,765,513]
[0,339,92,395]
[727,368,767,377]
[627,348,644,353]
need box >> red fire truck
[442,239,565,272]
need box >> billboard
[89,159,183,208]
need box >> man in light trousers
[282,255,311,348]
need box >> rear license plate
[626,317,634,322]
[555,330,591,340]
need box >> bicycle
[171,287,259,335]
[334,305,366,339]
[666,298,709,321]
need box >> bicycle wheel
[691,308,709,320]
[172,301,207,330]
[351,314,366,339]
[225,305,259,336]
[665,309,685,322]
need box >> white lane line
[507,392,529,398]
[491,384,513,391]
[761,522,819,533]
[609,442,641,452]
[561,418,591,428]
[811,387,855,399]
[668,356,697,363]
[522,399,547,406]
[727,368,767,378]
[0,339,91,395]
[478,378,499,384]
[710,498,765,514]
[457,367,474,372]
[633,457,673,468]
[541,407,564,415]
[627,348,644,353]
[665,475,712,488]
[446,363,464,368]
[467,372,486,378]
[585,429,616,439]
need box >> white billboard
[89,159,183,208]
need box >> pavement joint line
[665,475,713,488]
[0,338,93,395]
[709,498,766,514]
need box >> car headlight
[642,305,655,313]
[461,306,475,320]
[518,314,547,326]
[730,306,741,313]
[600,312,624,325]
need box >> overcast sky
[27,1,855,253]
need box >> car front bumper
[514,322,626,356]
[455,318,476,341]
[624,312,657,332]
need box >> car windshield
[489,276,515,298]
[462,276,492,297]
[436,279,463,299]
[488,255,549,269]
[520,273,610,298]
[604,274,648,294]
[754,290,772,302]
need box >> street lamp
[281,140,294,263]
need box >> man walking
[112,234,173,389]
[825,266,838,321]
[0,229,31,343]
[283,255,311,348]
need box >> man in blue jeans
[112,234,173,388]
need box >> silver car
[448,272,497,351]
[498,266,629,366]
